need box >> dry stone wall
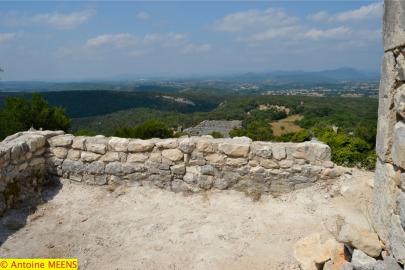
[47,134,339,193]
[0,130,63,215]
[372,0,405,265]
[0,130,341,215]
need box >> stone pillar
[372,0,405,264]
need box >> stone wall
[0,130,63,215]
[0,130,341,215]
[372,0,405,264]
[46,134,339,193]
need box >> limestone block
[400,192,405,229]
[272,145,286,160]
[279,159,294,169]
[101,152,120,162]
[392,121,405,168]
[218,140,250,158]
[351,249,376,270]
[394,85,405,119]
[396,53,405,81]
[205,153,225,165]
[383,0,405,51]
[162,149,183,162]
[225,158,247,167]
[85,137,107,154]
[389,215,405,264]
[87,161,105,174]
[214,171,240,189]
[127,153,148,163]
[376,52,397,161]
[178,138,195,153]
[250,142,272,158]
[67,149,81,161]
[260,158,279,169]
[171,164,186,175]
[372,159,401,243]
[338,223,382,257]
[51,147,68,159]
[127,139,154,152]
[122,163,146,174]
[171,179,194,193]
[373,256,402,270]
[108,137,129,152]
[198,175,214,190]
[48,134,74,147]
[72,136,86,150]
[293,233,335,270]
[69,173,82,182]
[156,139,178,149]
[29,157,44,166]
[200,164,215,176]
[196,139,216,153]
[26,135,46,152]
[105,162,123,176]
[62,159,86,173]
[81,151,101,162]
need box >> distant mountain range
[0,67,379,92]
[226,68,380,84]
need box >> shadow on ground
[0,179,62,246]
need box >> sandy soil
[0,169,374,270]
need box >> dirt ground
[0,168,374,270]
[270,115,304,136]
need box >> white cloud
[136,11,150,20]
[245,26,300,42]
[32,9,95,29]
[308,11,330,22]
[182,43,212,54]
[84,33,137,49]
[213,8,297,32]
[304,26,352,40]
[0,9,94,29]
[309,2,382,22]
[82,32,209,57]
[0,32,17,44]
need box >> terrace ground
[0,168,374,270]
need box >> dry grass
[270,115,304,136]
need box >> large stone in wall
[392,121,405,168]
[384,0,405,51]
[218,137,251,158]
[372,159,400,249]
[389,214,405,264]
[376,52,397,162]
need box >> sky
[0,1,383,81]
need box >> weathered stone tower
[372,0,405,264]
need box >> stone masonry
[0,130,341,216]
[372,0,405,265]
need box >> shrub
[114,119,172,139]
[210,131,224,138]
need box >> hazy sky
[0,1,383,81]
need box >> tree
[114,119,172,139]
[0,94,70,139]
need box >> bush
[230,120,273,141]
[315,127,376,169]
[0,93,70,139]
[74,129,98,136]
[114,119,172,139]
[210,131,224,138]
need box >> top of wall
[384,1,405,51]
